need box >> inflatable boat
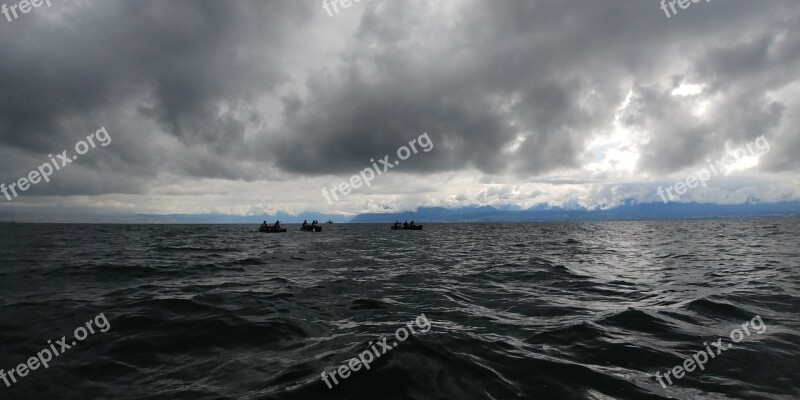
[391,225,423,230]
[259,226,286,233]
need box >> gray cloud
[0,0,798,215]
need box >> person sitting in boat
[261,221,268,229]
[302,220,308,228]
[403,221,409,228]
[274,220,281,228]
[410,221,416,227]
[394,221,401,228]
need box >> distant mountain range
[349,201,800,223]
[101,211,348,224]
[2,201,798,224]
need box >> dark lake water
[0,220,798,399]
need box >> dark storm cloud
[0,0,798,202]
[625,7,800,173]
[269,0,800,177]
[0,0,307,183]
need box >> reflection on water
[0,219,798,399]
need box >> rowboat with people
[259,221,286,233]
[391,221,422,230]
[301,219,323,232]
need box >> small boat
[391,225,423,230]
[301,225,322,232]
[326,220,334,224]
[259,226,286,233]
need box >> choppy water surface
[0,220,798,399]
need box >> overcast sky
[1,0,798,219]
